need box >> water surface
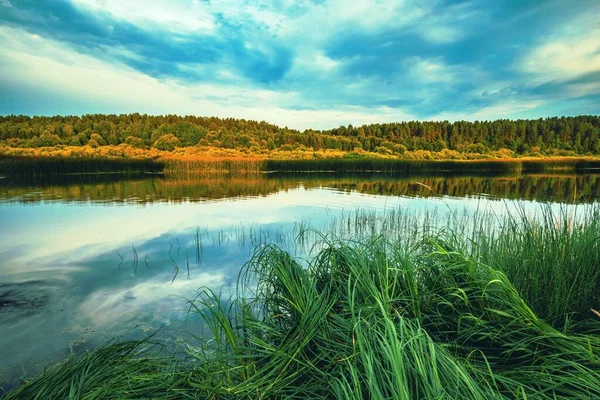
[1,171,599,390]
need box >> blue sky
[0,0,598,129]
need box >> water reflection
[1,172,599,390]
[1,172,599,204]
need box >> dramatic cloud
[0,0,598,129]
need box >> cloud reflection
[78,271,226,328]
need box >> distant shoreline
[1,146,600,177]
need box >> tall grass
[265,158,523,174]
[474,206,600,329]
[161,157,264,176]
[266,158,600,174]
[313,205,600,329]
[521,158,600,173]
[2,339,188,399]
[3,154,600,178]
[181,235,600,399]
[0,155,162,177]
[4,207,600,399]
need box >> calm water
[1,172,599,390]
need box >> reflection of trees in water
[321,175,600,203]
[0,175,287,204]
[0,174,599,204]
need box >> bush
[375,146,393,155]
[124,136,145,148]
[466,143,486,154]
[153,134,181,151]
[90,133,107,146]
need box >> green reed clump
[521,159,600,173]
[2,340,188,400]
[318,205,600,331]
[162,158,264,177]
[0,155,162,177]
[474,206,600,329]
[181,235,600,399]
[265,158,522,175]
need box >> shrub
[124,136,145,148]
[90,133,107,146]
[153,134,181,151]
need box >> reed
[0,155,162,177]
[521,158,600,173]
[313,205,600,329]
[265,158,523,175]
[161,157,265,177]
[180,234,600,399]
[266,158,600,174]
[3,153,600,179]
[474,206,600,329]
[2,339,187,399]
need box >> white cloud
[314,53,341,71]
[428,99,544,122]
[78,272,227,327]
[235,106,415,130]
[274,0,425,48]
[411,1,486,44]
[403,57,460,83]
[324,0,421,31]
[518,13,600,83]
[70,0,478,48]
[72,0,216,34]
[6,2,594,128]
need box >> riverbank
[1,145,600,177]
[4,206,600,399]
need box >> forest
[0,114,599,158]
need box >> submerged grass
[4,207,600,399]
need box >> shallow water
[0,172,599,390]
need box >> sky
[0,0,599,130]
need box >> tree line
[0,114,598,156]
